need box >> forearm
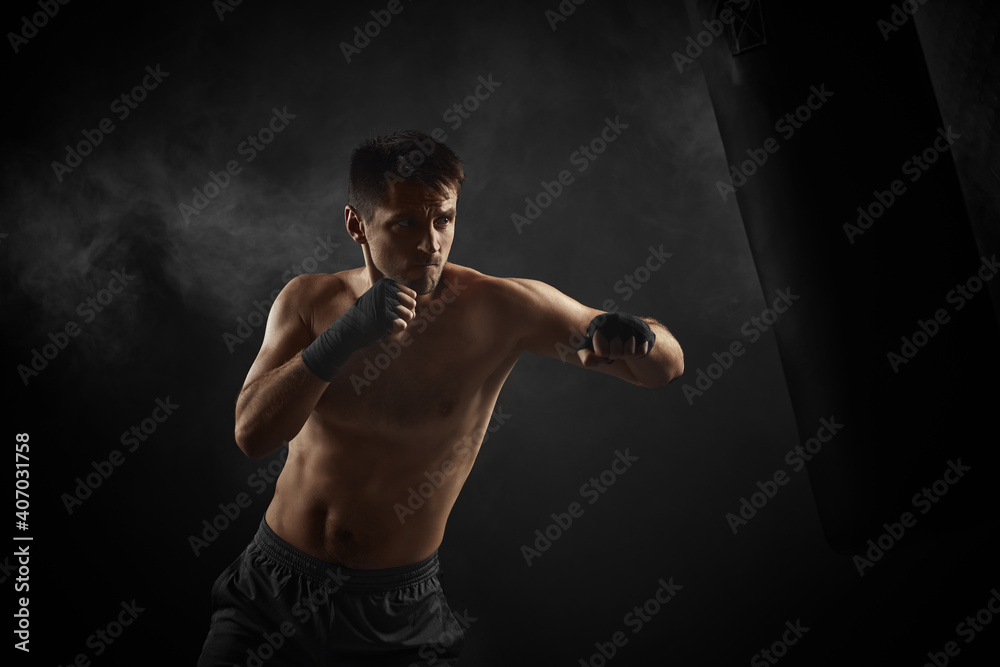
[622,318,684,388]
[232,277,410,458]
[234,353,329,458]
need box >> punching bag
[684,0,1000,551]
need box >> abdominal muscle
[263,414,486,569]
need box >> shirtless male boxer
[198,130,684,666]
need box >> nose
[416,224,442,256]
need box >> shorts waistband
[253,517,440,593]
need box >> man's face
[361,180,457,295]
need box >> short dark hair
[348,130,465,222]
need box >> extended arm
[504,278,683,388]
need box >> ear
[345,205,366,244]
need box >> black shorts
[197,518,468,666]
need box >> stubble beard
[374,258,442,296]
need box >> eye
[436,217,452,225]
[397,219,414,228]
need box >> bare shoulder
[439,262,488,286]
[444,263,548,303]
[441,264,550,322]
[276,269,362,333]
[282,268,358,299]
[445,266,591,352]
[467,270,574,318]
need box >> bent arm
[234,277,330,459]
[505,278,684,388]
[235,353,329,459]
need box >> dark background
[4,0,997,665]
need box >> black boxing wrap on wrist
[300,277,403,382]
[576,312,656,356]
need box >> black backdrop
[4,0,998,665]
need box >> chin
[403,266,443,295]
[411,275,440,295]
[380,262,443,294]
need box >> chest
[316,299,503,429]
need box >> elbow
[666,344,685,385]
[645,351,684,389]
[234,421,277,460]
[234,412,295,459]
[234,424,262,459]
[233,408,255,457]
[234,394,280,459]
[670,353,685,383]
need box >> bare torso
[265,263,519,568]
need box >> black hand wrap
[576,312,656,357]
[300,278,403,381]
